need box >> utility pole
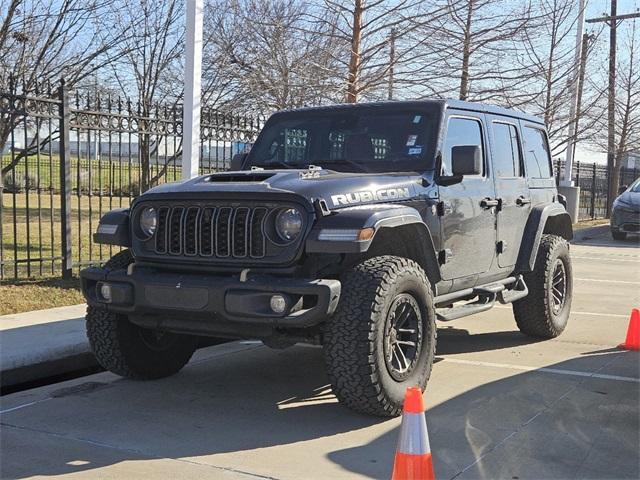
[558,0,587,223]
[182,0,203,180]
[586,2,640,216]
[388,28,396,101]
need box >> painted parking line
[573,256,640,262]
[575,277,640,285]
[0,398,52,415]
[493,305,629,318]
[444,358,640,383]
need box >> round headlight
[275,208,303,242]
[139,207,157,237]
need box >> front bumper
[611,206,640,233]
[80,265,341,330]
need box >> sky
[575,0,639,163]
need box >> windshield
[631,178,640,193]
[246,108,439,173]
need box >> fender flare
[305,204,437,257]
[515,203,573,272]
[93,208,131,247]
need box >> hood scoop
[205,172,275,183]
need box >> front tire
[513,235,572,338]
[324,256,436,417]
[86,250,198,379]
[612,229,627,241]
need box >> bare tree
[511,0,605,155]
[202,0,342,112]
[0,0,122,175]
[307,0,451,103]
[100,0,185,191]
[417,0,532,102]
[588,19,640,191]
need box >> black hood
[141,169,422,211]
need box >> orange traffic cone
[391,387,435,480]
[618,308,640,351]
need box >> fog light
[270,294,287,314]
[99,283,112,303]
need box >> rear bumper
[80,265,341,331]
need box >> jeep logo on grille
[331,187,411,206]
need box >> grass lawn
[0,277,84,315]
[1,192,129,280]
[573,218,609,230]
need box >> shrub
[2,171,38,193]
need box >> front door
[486,116,531,268]
[438,113,497,280]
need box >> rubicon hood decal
[331,187,411,206]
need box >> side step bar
[435,276,528,321]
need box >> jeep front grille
[154,205,269,259]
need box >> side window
[522,126,552,178]
[492,122,522,178]
[442,117,484,176]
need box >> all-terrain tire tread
[513,234,571,338]
[86,250,139,378]
[85,249,196,379]
[324,256,436,417]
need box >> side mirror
[451,145,482,176]
[230,152,248,171]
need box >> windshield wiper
[315,159,370,173]
[259,160,306,170]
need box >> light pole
[561,0,586,188]
[557,0,587,223]
[182,0,203,180]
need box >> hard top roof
[274,99,545,126]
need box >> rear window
[522,126,552,178]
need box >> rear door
[487,116,530,268]
[438,112,497,280]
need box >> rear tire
[513,235,572,338]
[612,229,627,241]
[323,256,436,417]
[86,250,198,379]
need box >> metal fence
[2,82,639,281]
[1,80,263,280]
[553,160,639,221]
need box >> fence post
[59,80,73,279]
[591,162,597,219]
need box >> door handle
[516,196,531,206]
[480,197,500,209]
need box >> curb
[572,224,610,243]
[1,353,99,392]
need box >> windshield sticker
[408,146,422,155]
[406,135,418,146]
[413,115,422,123]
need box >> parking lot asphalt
[1,229,639,480]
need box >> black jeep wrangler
[81,100,573,417]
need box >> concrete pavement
[1,227,639,479]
